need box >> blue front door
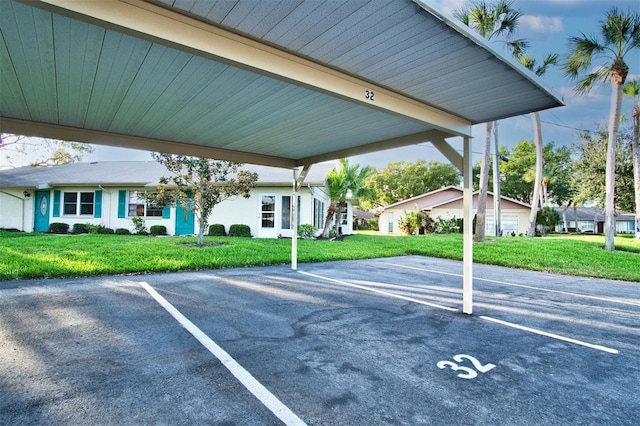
[175,201,194,235]
[34,190,50,232]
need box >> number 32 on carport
[437,354,495,379]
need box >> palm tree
[519,54,559,237]
[320,159,374,238]
[623,80,639,238]
[562,8,640,250]
[454,0,527,242]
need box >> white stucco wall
[1,185,333,238]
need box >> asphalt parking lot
[1,255,638,425]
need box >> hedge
[228,224,251,237]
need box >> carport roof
[0,0,563,169]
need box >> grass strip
[0,231,638,282]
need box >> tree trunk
[527,111,544,237]
[320,201,336,238]
[474,121,492,242]
[604,77,624,250]
[632,104,640,239]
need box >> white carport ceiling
[0,0,562,169]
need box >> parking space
[1,256,638,425]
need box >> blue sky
[4,0,640,169]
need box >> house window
[128,191,162,217]
[63,191,94,216]
[281,196,301,229]
[340,206,348,225]
[313,198,324,229]
[261,195,275,228]
[388,212,394,233]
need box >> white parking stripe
[139,282,307,426]
[480,316,619,354]
[298,271,457,312]
[384,262,640,307]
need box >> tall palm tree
[519,54,558,237]
[454,0,527,242]
[320,159,373,238]
[562,8,640,250]
[623,80,639,238]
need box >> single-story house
[0,161,351,238]
[553,206,636,234]
[378,186,531,236]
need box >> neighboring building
[378,186,531,236]
[553,206,636,234]
[0,161,350,238]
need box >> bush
[367,218,379,231]
[49,222,69,234]
[398,206,423,235]
[433,215,461,234]
[95,225,114,234]
[150,225,167,236]
[297,224,316,239]
[115,228,131,235]
[131,217,148,235]
[329,228,339,238]
[229,224,251,237]
[72,223,90,234]
[208,224,226,236]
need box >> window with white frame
[63,191,94,216]
[313,198,324,229]
[388,212,394,233]
[128,191,163,217]
[340,205,348,225]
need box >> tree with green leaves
[362,160,460,209]
[320,159,374,239]
[623,79,640,237]
[518,53,559,236]
[473,140,573,207]
[454,0,527,242]
[148,153,258,246]
[0,133,93,167]
[572,126,635,214]
[562,7,640,250]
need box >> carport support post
[462,136,473,314]
[291,165,309,271]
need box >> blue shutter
[118,190,126,218]
[94,190,102,218]
[162,206,170,219]
[52,190,60,217]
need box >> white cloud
[521,15,564,32]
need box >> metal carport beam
[26,0,473,140]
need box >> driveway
[1,256,638,425]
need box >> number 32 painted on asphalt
[437,354,496,379]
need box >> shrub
[131,217,148,235]
[329,228,339,238]
[96,225,114,234]
[367,218,379,231]
[72,223,90,234]
[398,206,423,235]
[229,224,251,237]
[208,224,226,236]
[150,225,167,236]
[49,222,69,234]
[115,228,131,235]
[433,215,461,234]
[297,224,317,239]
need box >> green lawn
[0,231,638,282]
